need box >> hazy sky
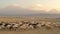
[0,0,60,11]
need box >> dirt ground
[0,27,60,34]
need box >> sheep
[21,21,26,24]
[28,25,34,30]
[12,23,20,30]
[6,24,12,30]
[41,22,45,27]
[0,26,2,29]
[0,22,6,30]
[0,23,12,30]
[29,22,39,29]
[45,22,54,29]
[45,25,52,29]
[19,24,29,30]
[19,22,24,26]
[30,21,35,24]
[0,22,4,30]
[54,23,60,28]
[36,23,42,28]
[1,21,60,31]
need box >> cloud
[11,4,20,7]
[27,3,51,12]
[45,0,60,11]
[0,3,60,16]
[26,2,60,13]
[27,4,44,10]
[5,4,24,9]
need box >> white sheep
[19,24,30,30]
[36,24,42,28]
[12,24,19,29]
[6,24,12,30]
[28,25,34,29]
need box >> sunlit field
[0,16,60,22]
[0,16,60,34]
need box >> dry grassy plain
[0,16,60,23]
[0,16,60,34]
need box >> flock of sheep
[0,21,60,31]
